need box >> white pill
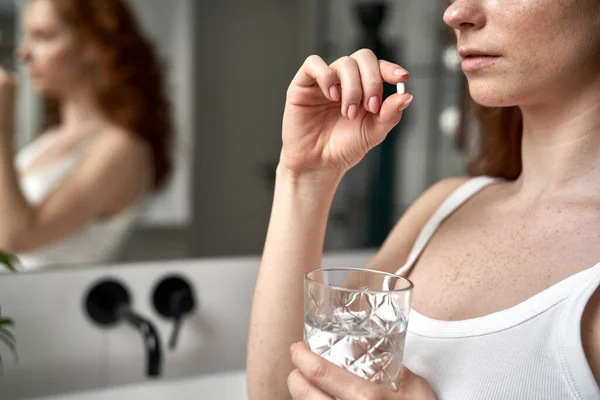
[397,82,406,95]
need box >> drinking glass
[304,267,413,390]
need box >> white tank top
[12,133,142,271]
[397,176,600,400]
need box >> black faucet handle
[152,276,196,351]
[167,288,194,349]
[169,316,182,350]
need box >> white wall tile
[0,269,108,399]
[104,259,260,386]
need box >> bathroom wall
[188,0,320,257]
[0,251,374,399]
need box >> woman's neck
[58,86,107,137]
[516,77,600,198]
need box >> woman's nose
[443,0,486,32]
[15,47,31,63]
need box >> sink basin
[36,371,247,400]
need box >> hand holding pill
[281,49,412,176]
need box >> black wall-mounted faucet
[84,279,163,377]
[152,275,196,351]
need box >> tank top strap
[394,176,497,277]
[557,263,600,399]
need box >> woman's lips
[458,48,502,72]
[461,55,501,72]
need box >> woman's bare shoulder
[366,176,471,273]
[79,128,151,214]
[90,126,151,170]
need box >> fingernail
[399,95,414,111]
[394,68,409,77]
[368,96,380,113]
[347,104,358,120]
[329,85,339,102]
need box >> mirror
[0,0,470,274]
[3,0,198,271]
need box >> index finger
[379,60,410,84]
[290,342,390,400]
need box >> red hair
[467,105,523,180]
[38,0,173,190]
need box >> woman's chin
[468,88,520,109]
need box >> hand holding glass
[304,268,413,390]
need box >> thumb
[365,93,413,145]
[393,366,437,400]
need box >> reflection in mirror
[0,0,195,272]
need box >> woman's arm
[247,165,342,400]
[247,172,468,400]
[0,128,147,254]
[247,46,468,399]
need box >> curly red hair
[39,0,173,190]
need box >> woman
[0,0,172,270]
[248,0,600,399]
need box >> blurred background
[0,0,477,399]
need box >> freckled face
[444,0,600,107]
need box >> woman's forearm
[247,165,342,400]
[0,130,35,252]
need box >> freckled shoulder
[365,176,471,275]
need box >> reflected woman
[0,0,173,270]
